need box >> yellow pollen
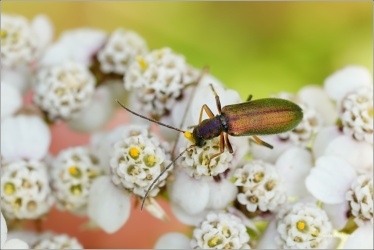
[4,182,15,195]
[1,30,6,39]
[129,147,140,159]
[184,131,195,143]
[368,107,373,118]
[146,155,157,167]
[69,166,82,178]
[297,221,305,230]
[136,56,147,70]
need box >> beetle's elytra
[116,84,303,209]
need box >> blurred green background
[3,1,372,99]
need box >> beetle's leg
[209,84,222,114]
[247,94,253,102]
[225,133,234,153]
[199,104,215,123]
[252,135,274,149]
[207,133,225,167]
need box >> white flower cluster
[276,202,333,249]
[234,160,287,213]
[33,232,83,249]
[33,61,96,120]
[125,47,200,118]
[191,212,250,249]
[1,160,53,220]
[51,147,103,214]
[97,28,148,75]
[110,129,172,197]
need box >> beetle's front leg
[199,104,215,123]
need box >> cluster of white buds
[97,28,148,75]
[191,211,250,249]
[33,61,96,120]
[124,47,200,119]
[0,14,38,67]
[51,147,103,214]
[180,138,233,180]
[346,175,373,226]
[1,160,53,220]
[233,160,287,213]
[33,232,83,249]
[110,127,172,197]
[340,87,373,144]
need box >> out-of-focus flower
[125,47,200,119]
[154,232,191,249]
[33,61,96,121]
[276,202,333,249]
[51,146,103,214]
[1,14,38,67]
[191,211,250,249]
[33,232,83,249]
[234,160,287,213]
[40,28,107,67]
[1,160,53,220]
[97,28,148,75]
[110,129,171,197]
[340,86,373,144]
[1,81,22,121]
[67,83,119,132]
[1,65,33,94]
[1,213,29,249]
[1,114,51,162]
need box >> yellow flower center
[4,182,15,195]
[208,235,223,247]
[145,155,157,167]
[368,106,373,118]
[297,221,305,230]
[70,184,82,195]
[129,147,140,159]
[1,30,7,39]
[69,166,82,178]
[136,56,147,70]
[254,172,264,183]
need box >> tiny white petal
[323,202,349,230]
[306,156,356,204]
[207,179,237,210]
[275,147,313,198]
[31,14,54,52]
[154,232,190,249]
[1,82,22,120]
[312,126,341,159]
[168,169,210,214]
[298,85,337,125]
[68,85,115,132]
[324,66,372,102]
[1,212,7,248]
[1,115,51,161]
[87,176,131,233]
[325,135,373,174]
[343,223,373,249]
[3,239,29,249]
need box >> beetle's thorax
[192,116,224,147]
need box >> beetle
[116,84,303,209]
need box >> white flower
[340,86,373,144]
[324,65,372,103]
[97,28,148,75]
[180,137,233,180]
[67,83,118,132]
[168,169,237,225]
[40,28,107,67]
[1,65,33,94]
[276,202,333,249]
[345,175,373,226]
[125,47,200,119]
[33,61,96,120]
[1,114,51,162]
[154,232,191,249]
[343,223,373,249]
[1,213,29,249]
[191,211,250,249]
[110,129,171,197]
[1,160,53,220]
[1,14,38,67]
[234,160,287,213]
[33,232,83,249]
[51,146,103,214]
[1,81,22,120]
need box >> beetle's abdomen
[222,98,303,136]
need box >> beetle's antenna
[141,144,195,210]
[116,99,186,133]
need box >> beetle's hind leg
[252,135,273,149]
[225,133,233,153]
